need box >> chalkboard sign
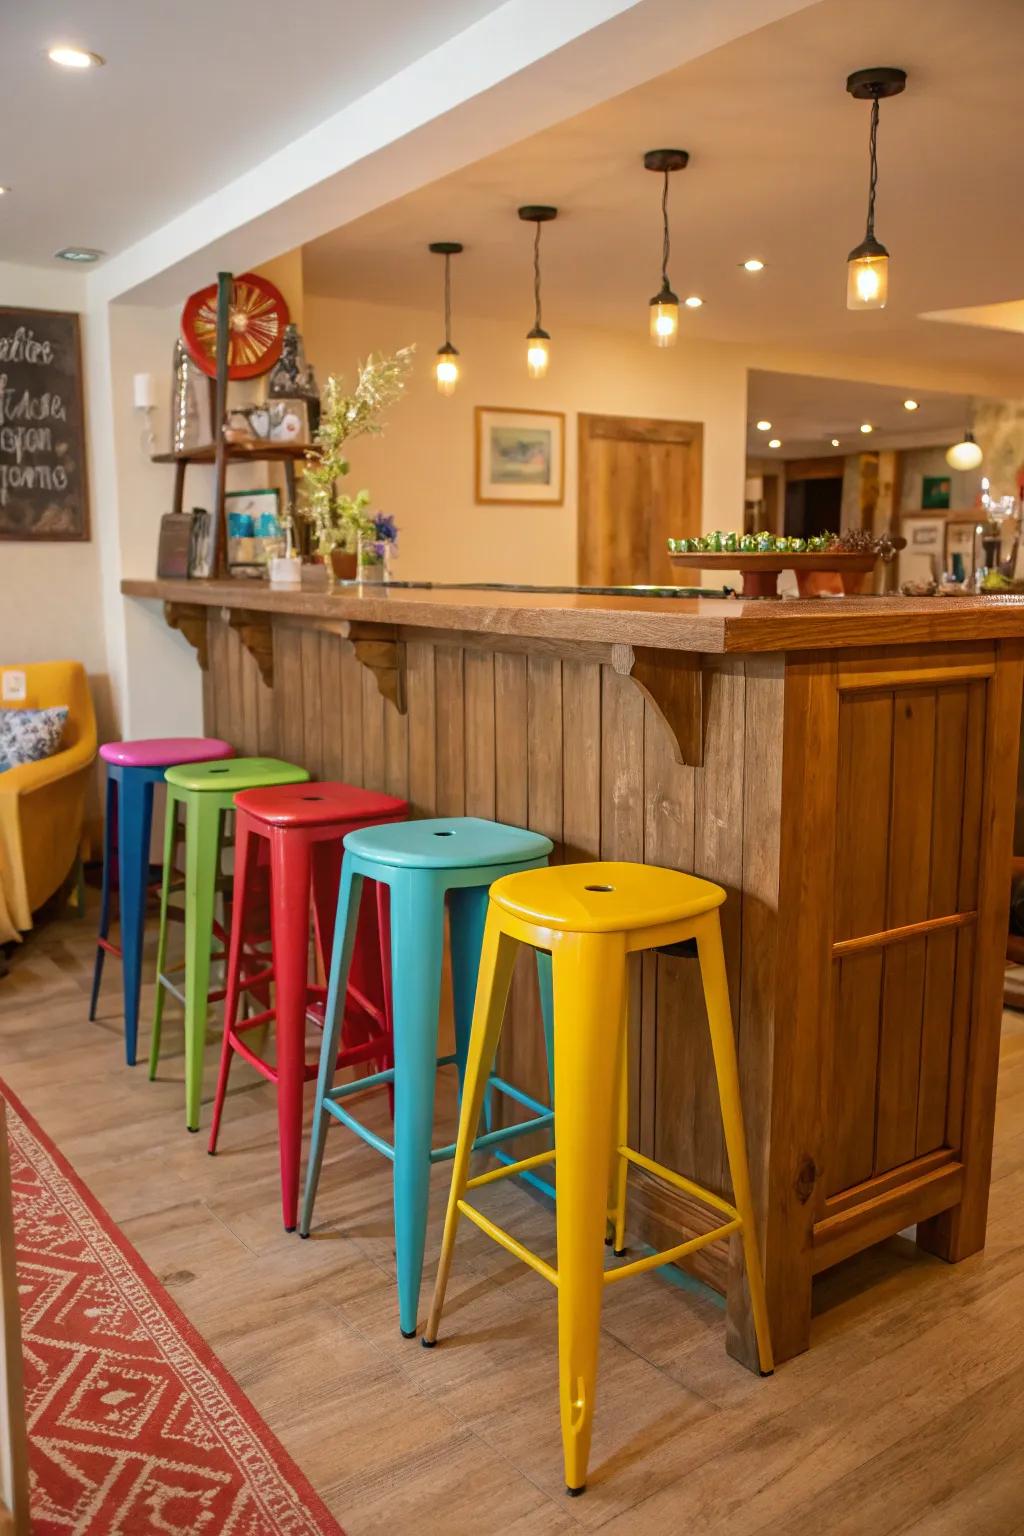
[0,307,89,541]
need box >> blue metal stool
[299,816,555,1338]
[90,736,234,1065]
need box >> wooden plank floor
[4,900,1024,1535]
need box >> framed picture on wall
[475,406,565,505]
[922,474,952,510]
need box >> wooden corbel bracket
[344,622,406,714]
[224,608,274,689]
[163,602,209,671]
[612,643,704,767]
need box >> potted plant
[296,345,413,580]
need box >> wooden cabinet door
[577,414,702,586]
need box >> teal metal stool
[150,756,309,1131]
[299,816,555,1338]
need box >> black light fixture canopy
[845,67,906,309]
[518,206,557,375]
[644,149,689,345]
[429,242,463,394]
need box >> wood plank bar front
[123,578,1024,1369]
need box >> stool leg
[390,877,446,1338]
[148,791,178,1079]
[89,771,117,1021]
[607,986,629,1257]
[182,796,222,1132]
[552,932,627,1496]
[424,907,519,1347]
[695,914,774,1377]
[536,947,555,1103]
[448,885,488,1097]
[300,860,365,1238]
[208,815,256,1157]
[269,828,314,1232]
[117,771,154,1068]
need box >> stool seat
[491,861,725,933]
[236,781,406,829]
[343,816,552,870]
[100,736,234,769]
[165,756,309,793]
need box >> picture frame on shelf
[225,487,283,578]
[156,512,194,579]
[475,406,565,505]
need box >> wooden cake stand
[669,550,877,599]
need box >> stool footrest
[456,1199,559,1287]
[621,1146,740,1224]
[603,1219,740,1285]
[466,1149,556,1191]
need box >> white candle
[133,372,155,410]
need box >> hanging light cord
[865,95,880,239]
[533,221,543,331]
[660,170,672,291]
[443,252,453,346]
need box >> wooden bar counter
[123,577,1024,1368]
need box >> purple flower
[373,512,398,544]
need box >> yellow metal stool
[423,860,773,1496]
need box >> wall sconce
[133,372,157,453]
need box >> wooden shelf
[151,441,312,466]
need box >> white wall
[0,263,117,737]
[304,295,748,583]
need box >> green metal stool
[150,756,309,1130]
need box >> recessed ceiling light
[0,186,9,196]
[54,246,104,263]
[831,438,841,447]
[903,398,919,411]
[741,258,765,272]
[755,420,772,432]
[768,438,781,448]
[683,295,703,309]
[48,45,105,68]
[860,422,873,434]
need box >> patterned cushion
[0,706,69,773]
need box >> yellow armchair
[0,661,97,941]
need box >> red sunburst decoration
[180,273,289,379]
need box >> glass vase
[357,535,391,583]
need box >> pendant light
[429,241,462,395]
[518,205,557,378]
[643,148,689,346]
[845,68,906,309]
[946,429,983,471]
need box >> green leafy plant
[298,345,414,558]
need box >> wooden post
[209,272,233,579]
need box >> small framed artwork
[475,406,565,505]
[922,474,952,510]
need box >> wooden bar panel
[190,604,1023,1370]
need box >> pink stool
[91,736,234,1064]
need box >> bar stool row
[91,733,772,1495]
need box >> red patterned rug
[2,1079,344,1536]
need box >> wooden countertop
[121,577,1024,655]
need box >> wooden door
[577,413,702,586]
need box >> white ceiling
[0,0,507,266]
[746,372,972,459]
[302,0,1024,387]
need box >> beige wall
[303,295,749,584]
[0,263,116,736]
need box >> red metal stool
[208,780,408,1229]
